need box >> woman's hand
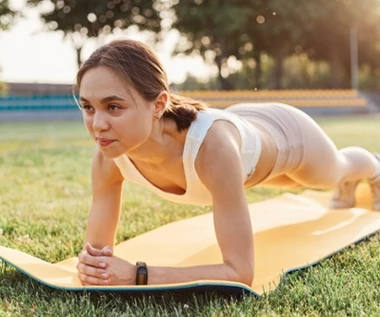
[76,243,136,286]
[86,243,113,257]
[76,243,111,285]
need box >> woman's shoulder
[204,119,241,148]
[92,149,124,182]
[190,108,239,136]
[196,116,241,168]
[195,117,243,187]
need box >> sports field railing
[0,89,367,112]
[0,94,79,111]
[179,89,367,109]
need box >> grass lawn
[0,115,379,316]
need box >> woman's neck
[127,117,187,166]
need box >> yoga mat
[1,184,379,296]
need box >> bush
[0,81,8,96]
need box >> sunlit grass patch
[0,116,379,316]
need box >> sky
[0,0,215,85]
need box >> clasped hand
[76,243,135,286]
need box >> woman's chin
[98,147,125,159]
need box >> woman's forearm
[146,262,253,286]
[77,244,254,286]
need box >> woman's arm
[84,148,124,250]
[148,121,254,285]
[194,121,254,285]
[77,122,254,286]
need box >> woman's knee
[289,159,343,189]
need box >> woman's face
[79,66,158,158]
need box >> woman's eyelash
[109,104,121,110]
[80,104,122,111]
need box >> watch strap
[135,261,148,285]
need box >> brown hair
[75,39,208,131]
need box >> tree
[1,0,18,92]
[241,0,318,89]
[171,0,380,90]
[171,0,324,90]
[27,0,163,69]
[171,0,259,90]
[0,0,17,30]
[300,0,380,88]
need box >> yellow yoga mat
[1,184,379,296]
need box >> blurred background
[1,0,380,120]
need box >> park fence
[0,89,369,122]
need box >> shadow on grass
[0,263,254,315]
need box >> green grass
[0,116,380,316]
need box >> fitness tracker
[135,261,148,285]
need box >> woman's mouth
[97,138,116,147]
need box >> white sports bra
[113,108,262,205]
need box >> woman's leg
[369,154,380,210]
[277,107,380,209]
[227,103,380,210]
[290,146,379,208]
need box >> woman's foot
[329,180,360,209]
[368,153,380,211]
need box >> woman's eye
[108,104,121,111]
[82,105,94,112]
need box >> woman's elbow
[226,262,254,286]
[239,268,254,286]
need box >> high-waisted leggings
[226,103,378,189]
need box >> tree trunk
[215,55,233,90]
[270,51,285,90]
[330,45,343,88]
[214,38,233,90]
[76,47,82,70]
[254,51,262,89]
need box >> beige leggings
[226,103,378,189]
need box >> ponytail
[163,93,209,131]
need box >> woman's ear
[153,91,169,119]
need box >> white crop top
[113,108,262,206]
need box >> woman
[75,39,380,287]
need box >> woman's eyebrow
[79,95,126,104]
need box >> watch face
[136,262,148,285]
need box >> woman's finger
[78,252,107,269]
[76,262,109,279]
[101,245,113,257]
[85,243,113,257]
[79,273,110,286]
[85,243,104,256]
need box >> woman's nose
[92,111,110,132]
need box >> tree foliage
[0,0,18,89]
[11,0,380,89]
[303,0,380,88]
[171,0,380,89]
[0,0,17,30]
[171,0,324,89]
[171,0,258,89]
[27,0,163,68]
